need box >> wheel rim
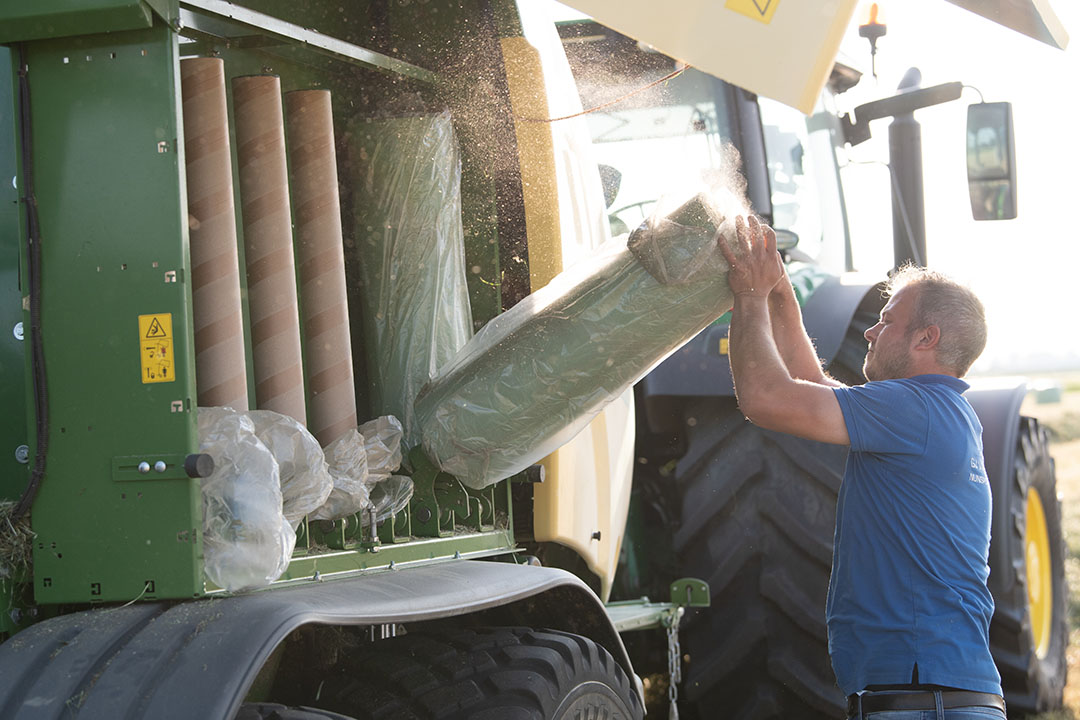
[1025,487,1053,659]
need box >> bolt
[13,322,23,341]
[415,506,432,523]
[154,461,166,473]
[14,445,29,464]
[138,461,150,473]
[591,531,602,541]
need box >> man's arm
[720,217,849,446]
[768,271,841,387]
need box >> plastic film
[285,90,357,446]
[346,113,472,446]
[181,58,248,410]
[247,409,334,528]
[197,407,296,591]
[312,428,370,521]
[414,195,739,488]
[233,75,307,424]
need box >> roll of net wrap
[284,89,357,446]
[415,194,737,488]
[181,58,249,410]
[233,75,307,424]
[346,112,472,446]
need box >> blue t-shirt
[828,374,1000,696]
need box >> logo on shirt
[969,456,988,485]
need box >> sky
[833,1,1080,374]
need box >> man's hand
[719,215,783,298]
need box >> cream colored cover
[513,2,635,602]
[555,0,858,113]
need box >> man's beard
[863,347,912,382]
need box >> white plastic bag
[246,409,334,528]
[369,475,414,524]
[197,407,296,591]
[312,428,371,521]
[360,415,404,479]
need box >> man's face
[863,287,918,382]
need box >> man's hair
[885,264,987,377]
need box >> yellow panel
[500,36,563,288]
[725,0,781,24]
[533,391,635,601]
[502,8,636,600]
[138,312,175,384]
[552,0,859,113]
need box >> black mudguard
[965,380,1028,599]
[0,561,633,720]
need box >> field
[1020,376,1080,720]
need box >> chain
[667,609,684,720]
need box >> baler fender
[0,561,633,719]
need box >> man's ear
[913,325,941,351]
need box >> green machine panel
[21,22,203,604]
[0,0,177,45]
[0,48,29,502]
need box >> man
[718,215,1004,720]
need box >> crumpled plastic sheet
[311,415,406,521]
[368,475,414,524]
[247,409,334,528]
[347,112,473,448]
[414,193,741,488]
[197,407,296,591]
[360,415,403,479]
[312,428,370,522]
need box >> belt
[847,690,1005,716]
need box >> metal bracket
[670,577,710,608]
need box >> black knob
[184,453,215,479]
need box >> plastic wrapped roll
[233,75,307,424]
[414,196,738,488]
[346,112,472,446]
[181,58,248,410]
[285,90,357,446]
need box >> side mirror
[966,102,1016,220]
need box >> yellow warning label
[718,337,730,356]
[725,0,780,24]
[138,313,175,384]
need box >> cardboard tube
[232,75,307,424]
[284,90,357,446]
[181,58,249,411]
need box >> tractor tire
[672,398,848,720]
[236,704,358,720]
[990,417,1068,716]
[313,626,643,720]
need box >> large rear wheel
[673,397,848,719]
[990,417,1067,716]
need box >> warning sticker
[138,313,175,384]
[725,0,780,24]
